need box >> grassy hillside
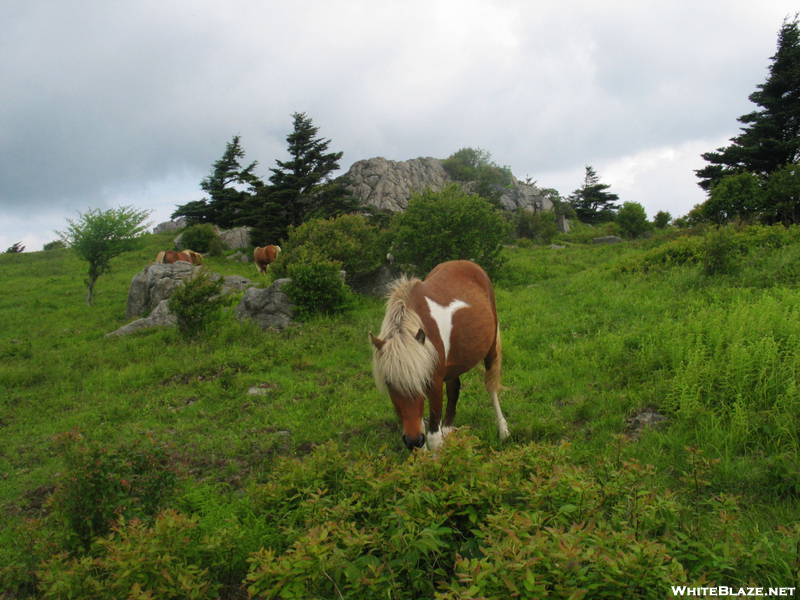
[2,227,800,597]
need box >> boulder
[125,263,256,320]
[557,215,571,233]
[106,300,176,337]
[126,262,197,320]
[593,236,623,245]
[348,264,404,297]
[218,226,251,250]
[235,279,295,330]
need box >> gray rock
[126,262,197,319]
[106,300,176,337]
[126,263,255,320]
[349,264,404,297]
[235,279,295,330]
[557,215,571,233]
[341,157,550,214]
[218,226,251,250]
[593,236,623,245]
[153,217,186,234]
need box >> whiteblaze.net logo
[671,586,796,597]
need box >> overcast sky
[1,1,797,251]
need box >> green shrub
[180,223,220,253]
[283,247,355,319]
[654,211,672,229]
[43,240,67,251]
[37,510,231,599]
[613,235,705,274]
[390,184,509,277]
[271,214,387,280]
[243,433,798,598]
[515,209,558,243]
[167,269,233,338]
[616,201,652,239]
[703,226,739,276]
[48,430,178,554]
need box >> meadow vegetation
[2,223,800,598]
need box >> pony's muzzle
[402,432,426,451]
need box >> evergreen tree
[697,16,800,191]
[568,166,619,224]
[249,113,358,246]
[172,135,262,228]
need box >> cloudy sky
[1,1,797,251]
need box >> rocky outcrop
[341,157,551,214]
[235,279,295,330]
[153,217,186,234]
[125,263,255,320]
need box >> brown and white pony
[370,260,509,451]
[155,250,203,265]
[254,245,281,273]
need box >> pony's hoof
[498,421,510,440]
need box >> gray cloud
[1,0,796,250]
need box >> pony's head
[371,277,439,451]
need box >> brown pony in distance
[370,260,509,451]
[156,250,203,265]
[254,245,281,273]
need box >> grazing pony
[370,260,509,451]
[254,245,281,273]
[156,250,203,265]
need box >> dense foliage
[283,247,355,319]
[167,269,234,338]
[270,213,388,281]
[179,223,222,254]
[390,184,510,277]
[441,147,514,208]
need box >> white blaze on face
[424,297,469,361]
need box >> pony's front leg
[425,384,445,451]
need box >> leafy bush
[614,235,704,274]
[243,433,798,598]
[37,510,232,599]
[180,223,220,254]
[616,201,653,239]
[515,209,558,243]
[168,269,233,338]
[48,430,178,554]
[43,240,67,251]
[390,184,510,277]
[703,226,739,276]
[271,214,387,280]
[654,210,672,229]
[283,247,355,319]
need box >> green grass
[2,226,800,596]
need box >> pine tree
[249,113,358,246]
[568,166,620,224]
[172,135,262,228]
[696,16,800,191]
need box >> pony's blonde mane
[372,276,439,398]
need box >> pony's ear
[415,329,426,344]
[369,332,386,350]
